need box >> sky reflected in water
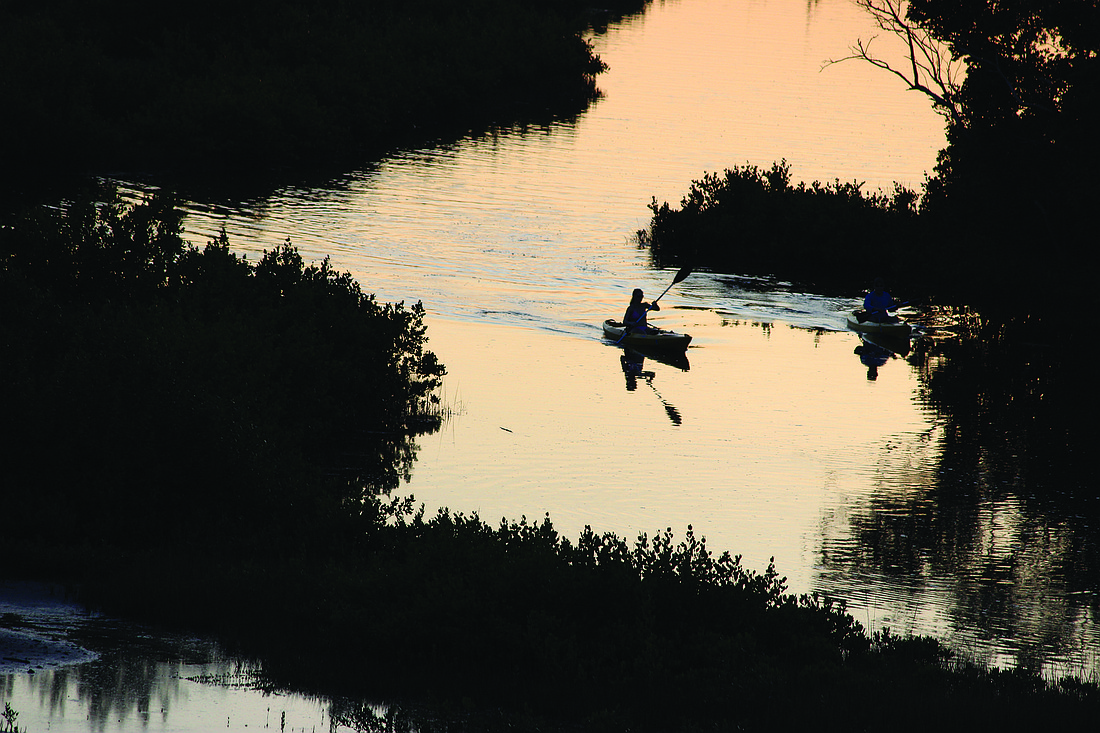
[411,315,938,598]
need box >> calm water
[5,0,1093,729]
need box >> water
[5,0,1093,729]
[0,583,333,732]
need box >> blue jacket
[864,290,894,314]
[624,301,658,331]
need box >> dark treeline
[1,0,647,182]
[909,0,1100,255]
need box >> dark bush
[644,161,924,296]
[0,186,445,562]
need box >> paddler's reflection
[618,349,683,426]
[853,339,891,381]
[852,331,912,381]
[620,350,654,391]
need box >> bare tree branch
[824,0,967,128]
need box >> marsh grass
[0,703,22,733]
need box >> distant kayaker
[624,288,660,333]
[862,278,900,324]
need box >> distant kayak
[602,319,692,351]
[845,310,912,337]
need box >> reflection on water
[618,347,686,425]
[3,657,332,733]
[853,332,912,380]
[818,326,1096,677]
[411,316,938,600]
[0,585,331,732]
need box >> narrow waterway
[5,0,1094,729]
[165,0,954,631]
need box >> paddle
[651,264,693,306]
[644,373,683,426]
[615,265,692,344]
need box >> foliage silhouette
[643,161,923,296]
[0,0,638,182]
[0,185,445,562]
[644,1,1096,320]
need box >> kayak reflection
[619,348,684,426]
[853,333,911,381]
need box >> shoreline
[0,582,100,675]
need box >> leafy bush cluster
[642,155,1086,320]
[0,185,445,561]
[643,161,923,296]
[156,506,872,731]
[154,505,1099,732]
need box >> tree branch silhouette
[824,0,966,129]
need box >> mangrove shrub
[0,185,445,563]
[643,161,922,295]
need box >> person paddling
[624,287,660,333]
[861,277,901,324]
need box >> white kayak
[845,310,912,337]
[602,319,692,351]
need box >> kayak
[603,320,692,351]
[845,310,912,337]
[602,319,692,351]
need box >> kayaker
[624,288,660,333]
[862,278,900,323]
